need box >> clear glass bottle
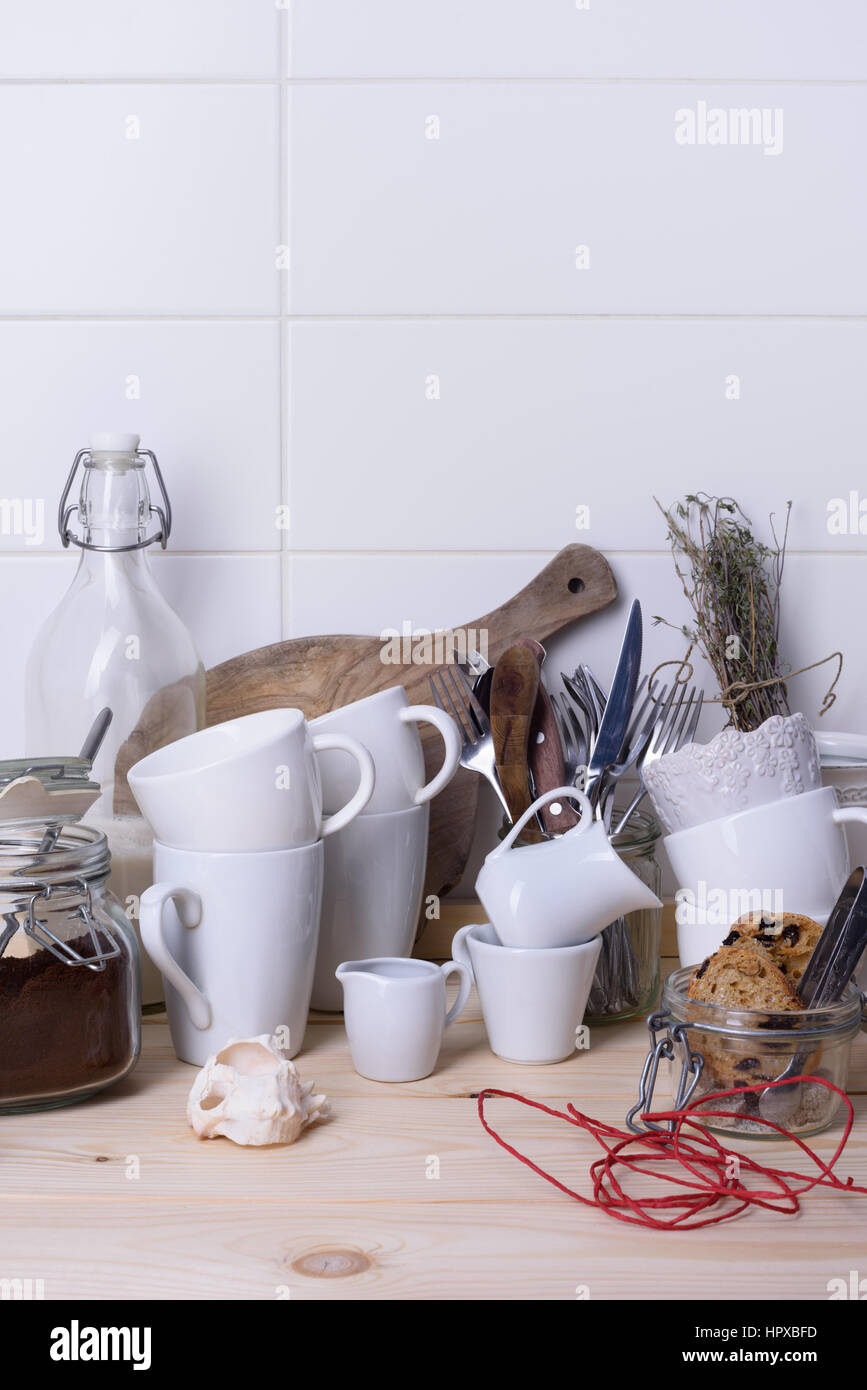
[25,434,205,1006]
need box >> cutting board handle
[471,544,616,663]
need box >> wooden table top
[2,933,866,1302]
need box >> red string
[477,1076,867,1230]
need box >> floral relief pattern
[645,713,822,833]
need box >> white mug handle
[451,925,475,983]
[313,733,376,837]
[398,704,462,805]
[834,806,867,830]
[441,960,472,1028]
[487,785,594,861]
[140,883,211,1030]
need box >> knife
[585,599,643,811]
[490,644,543,843]
[514,639,580,834]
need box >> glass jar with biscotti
[660,965,863,1138]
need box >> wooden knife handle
[490,645,542,843]
[529,684,580,834]
[514,637,579,834]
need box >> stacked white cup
[129,709,375,1065]
[310,686,462,1011]
[640,714,867,967]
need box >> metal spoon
[36,707,113,854]
[758,867,867,1124]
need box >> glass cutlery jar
[0,823,140,1113]
[659,965,864,1138]
[585,810,661,1023]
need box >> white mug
[453,922,602,1065]
[475,786,662,950]
[311,686,461,816]
[666,786,867,967]
[140,839,324,1065]
[335,956,472,1082]
[312,802,429,1012]
[129,708,375,852]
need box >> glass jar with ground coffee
[0,823,140,1112]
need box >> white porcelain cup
[140,839,324,1065]
[335,956,472,1082]
[667,786,867,968]
[312,802,429,1012]
[311,686,461,816]
[475,786,662,950]
[453,922,602,1065]
[644,712,821,834]
[129,708,375,852]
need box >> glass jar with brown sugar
[0,822,140,1113]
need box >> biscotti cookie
[688,942,802,1013]
[687,943,809,1091]
[722,910,822,989]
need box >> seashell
[187,1034,329,1147]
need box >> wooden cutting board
[203,544,616,921]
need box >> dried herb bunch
[655,494,792,732]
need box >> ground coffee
[0,928,135,1106]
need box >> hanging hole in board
[568,577,585,594]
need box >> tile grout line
[0,314,864,323]
[279,17,291,644]
[0,76,864,87]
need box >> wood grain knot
[291,1248,371,1279]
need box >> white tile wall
[0,3,864,880]
[0,86,279,314]
[288,319,867,552]
[0,322,281,551]
[290,1,867,81]
[0,1,280,79]
[289,83,867,315]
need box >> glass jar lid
[0,756,101,832]
[0,822,111,897]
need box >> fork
[610,683,704,840]
[428,665,511,819]
[551,691,587,784]
[593,677,662,831]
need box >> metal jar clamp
[625,1010,705,1134]
[4,878,121,972]
[58,447,172,552]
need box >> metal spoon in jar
[0,710,114,958]
[36,707,113,854]
[758,867,867,1125]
